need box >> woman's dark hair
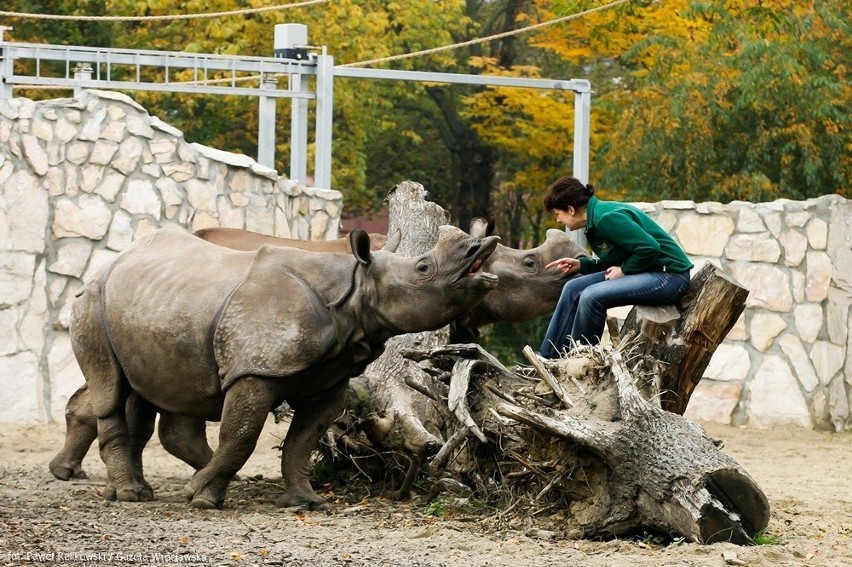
[543,176,595,212]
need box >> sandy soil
[1,418,850,567]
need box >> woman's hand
[545,257,580,275]
[605,266,624,280]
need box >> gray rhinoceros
[51,225,586,482]
[70,225,498,509]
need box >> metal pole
[257,73,278,169]
[73,64,93,97]
[274,23,310,184]
[313,51,334,189]
[570,87,592,249]
[1,27,14,99]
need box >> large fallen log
[402,341,769,544]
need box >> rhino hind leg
[158,413,214,471]
[183,377,278,509]
[97,393,157,503]
[49,384,98,480]
[276,380,350,510]
[71,288,153,503]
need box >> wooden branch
[448,359,487,443]
[494,402,613,454]
[522,346,573,408]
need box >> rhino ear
[545,228,571,242]
[383,229,402,253]
[350,229,372,265]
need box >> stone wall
[632,197,850,431]
[1,92,849,431]
[0,90,342,423]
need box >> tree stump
[619,263,750,414]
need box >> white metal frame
[0,24,592,191]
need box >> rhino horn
[383,229,402,253]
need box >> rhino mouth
[462,240,499,288]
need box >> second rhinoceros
[51,225,586,482]
[70,225,498,509]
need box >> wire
[340,0,633,68]
[0,0,327,22]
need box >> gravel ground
[1,419,850,567]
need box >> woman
[539,176,693,359]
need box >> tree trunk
[619,263,750,414]
[395,263,766,544]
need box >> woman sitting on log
[539,176,694,359]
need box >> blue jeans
[538,270,691,359]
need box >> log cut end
[698,469,770,544]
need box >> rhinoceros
[194,227,389,252]
[51,225,586,482]
[69,225,498,509]
[49,228,399,482]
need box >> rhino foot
[49,456,87,481]
[103,483,155,502]
[275,488,330,511]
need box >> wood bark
[619,263,750,414]
[322,184,766,544]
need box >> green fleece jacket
[578,197,693,275]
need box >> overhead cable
[0,0,327,22]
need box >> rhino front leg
[183,377,277,509]
[276,380,349,510]
[49,384,97,480]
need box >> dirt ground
[1,418,850,567]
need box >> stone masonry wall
[1,91,849,431]
[634,197,851,432]
[0,90,342,423]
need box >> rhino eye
[523,255,537,270]
[416,259,432,274]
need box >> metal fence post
[314,51,334,189]
[257,73,278,169]
[1,27,14,99]
[274,23,309,184]
[570,84,592,249]
[73,64,93,97]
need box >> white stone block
[746,355,811,429]
[778,334,819,392]
[2,169,49,253]
[0,252,36,306]
[21,134,49,176]
[785,211,811,228]
[725,233,781,263]
[89,139,118,165]
[810,341,845,386]
[246,207,275,235]
[826,287,850,345]
[162,162,195,182]
[111,137,143,175]
[53,195,113,239]
[675,214,735,256]
[185,179,219,212]
[48,335,86,423]
[120,179,162,220]
[78,107,106,141]
[80,164,105,193]
[126,113,154,138]
[96,169,126,203]
[729,263,793,312]
[805,251,832,302]
[684,381,742,425]
[0,352,43,422]
[48,241,92,277]
[703,343,750,382]
[19,261,47,353]
[749,312,787,352]
[107,210,134,251]
[778,230,807,267]
[0,308,20,355]
[156,177,183,207]
[793,304,823,344]
[806,218,828,250]
[190,211,218,232]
